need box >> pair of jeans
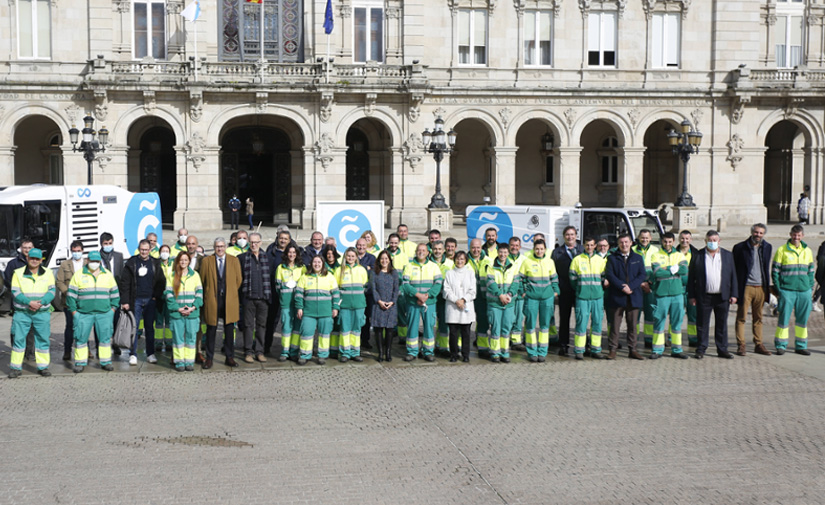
[131,297,156,357]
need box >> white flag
[181,0,200,22]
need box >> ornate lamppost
[667,119,702,207]
[422,116,457,209]
[68,114,108,185]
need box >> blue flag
[323,0,334,34]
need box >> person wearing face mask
[99,232,125,356]
[226,230,250,258]
[172,228,189,255]
[732,224,773,356]
[119,239,167,365]
[56,241,86,361]
[66,250,121,373]
[155,245,175,354]
[8,248,55,378]
[687,231,738,360]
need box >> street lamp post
[667,119,702,207]
[422,116,457,209]
[68,114,108,186]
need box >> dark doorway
[346,128,369,200]
[221,126,292,224]
[139,127,176,224]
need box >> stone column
[493,146,518,206]
[304,147,346,230]
[0,146,15,186]
[619,146,645,208]
[290,149,304,225]
[811,148,824,224]
[173,146,222,230]
[300,146,316,229]
[791,147,806,221]
[556,147,582,206]
[91,146,128,187]
[388,147,405,229]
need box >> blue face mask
[103,245,114,253]
[71,252,83,261]
[706,241,719,251]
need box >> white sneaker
[129,355,138,366]
[813,304,822,312]
[147,354,158,364]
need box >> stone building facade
[1,0,824,230]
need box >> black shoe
[317,358,326,365]
[537,356,546,363]
[462,357,470,363]
[501,357,510,363]
[185,365,195,371]
[694,352,704,360]
[73,365,85,373]
[202,360,213,370]
[297,358,307,366]
[101,364,114,371]
[672,353,689,359]
[491,356,500,363]
[529,356,538,362]
[339,356,348,363]
[776,348,786,355]
[403,355,415,362]
[176,367,186,372]
[718,350,734,359]
[8,370,21,379]
[574,353,584,360]
[362,341,373,350]
[512,343,526,352]
[558,347,568,357]
[352,356,363,362]
[277,356,288,362]
[62,352,71,362]
[649,353,661,360]
[424,355,435,362]
[591,352,606,360]
[385,353,393,362]
[449,357,457,363]
[795,349,811,356]
[224,358,239,367]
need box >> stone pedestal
[427,207,452,233]
[672,206,698,233]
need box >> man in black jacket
[551,226,583,356]
[119,239,167,365]
[731,224,773,356]
[688,231,738,359]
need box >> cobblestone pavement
[1,307,825,504]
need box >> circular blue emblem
[124,193,163,254]
[328,209,372,251]
[466,206,514,247]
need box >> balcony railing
[731,64,825,90]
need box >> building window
[600,136,619,183]
[651,12,679,68]
[354,5,384,62]
[458,9,487,65]
[17,0,51,59]
[545,155,554,184]
[524,10,552,66]
[134,0,167,59]
[776,15,803,68]
[587,11,616,67]
[219,0,303,62]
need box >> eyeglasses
[250,241,262,244]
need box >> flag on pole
[181,0,200,21]
[323,0,334,34]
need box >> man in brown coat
[200,237,242,369]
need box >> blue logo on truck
[467,206,514,244]
[328,209,371,251]
[124,193,162,254]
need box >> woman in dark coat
[369,250,399,362]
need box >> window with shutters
[651,12,679,68]
[587,11,617,67]
[17,0,51,59]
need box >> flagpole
[193,19,199,81]
[326,35,330,84]
[260,0,265,64]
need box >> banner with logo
[316,201,384,253]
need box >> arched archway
[450,118,495,213]
[127,117,177,224]
[643,119,680,209]
[219,115,305,224]
[579,120,622,207]
[515,119,560,204]
[13,115,63,185]
[345,118,392,204]
[764,120,808,222]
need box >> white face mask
[160,252,170,261]
[706,241,719,251]
[237,238,248,249]
[178,235,188,244]
[72,252,83,261]
[87,262,100,271]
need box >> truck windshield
[0,204,23,257]
[24,200,61,262]
[630,214,663,246]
